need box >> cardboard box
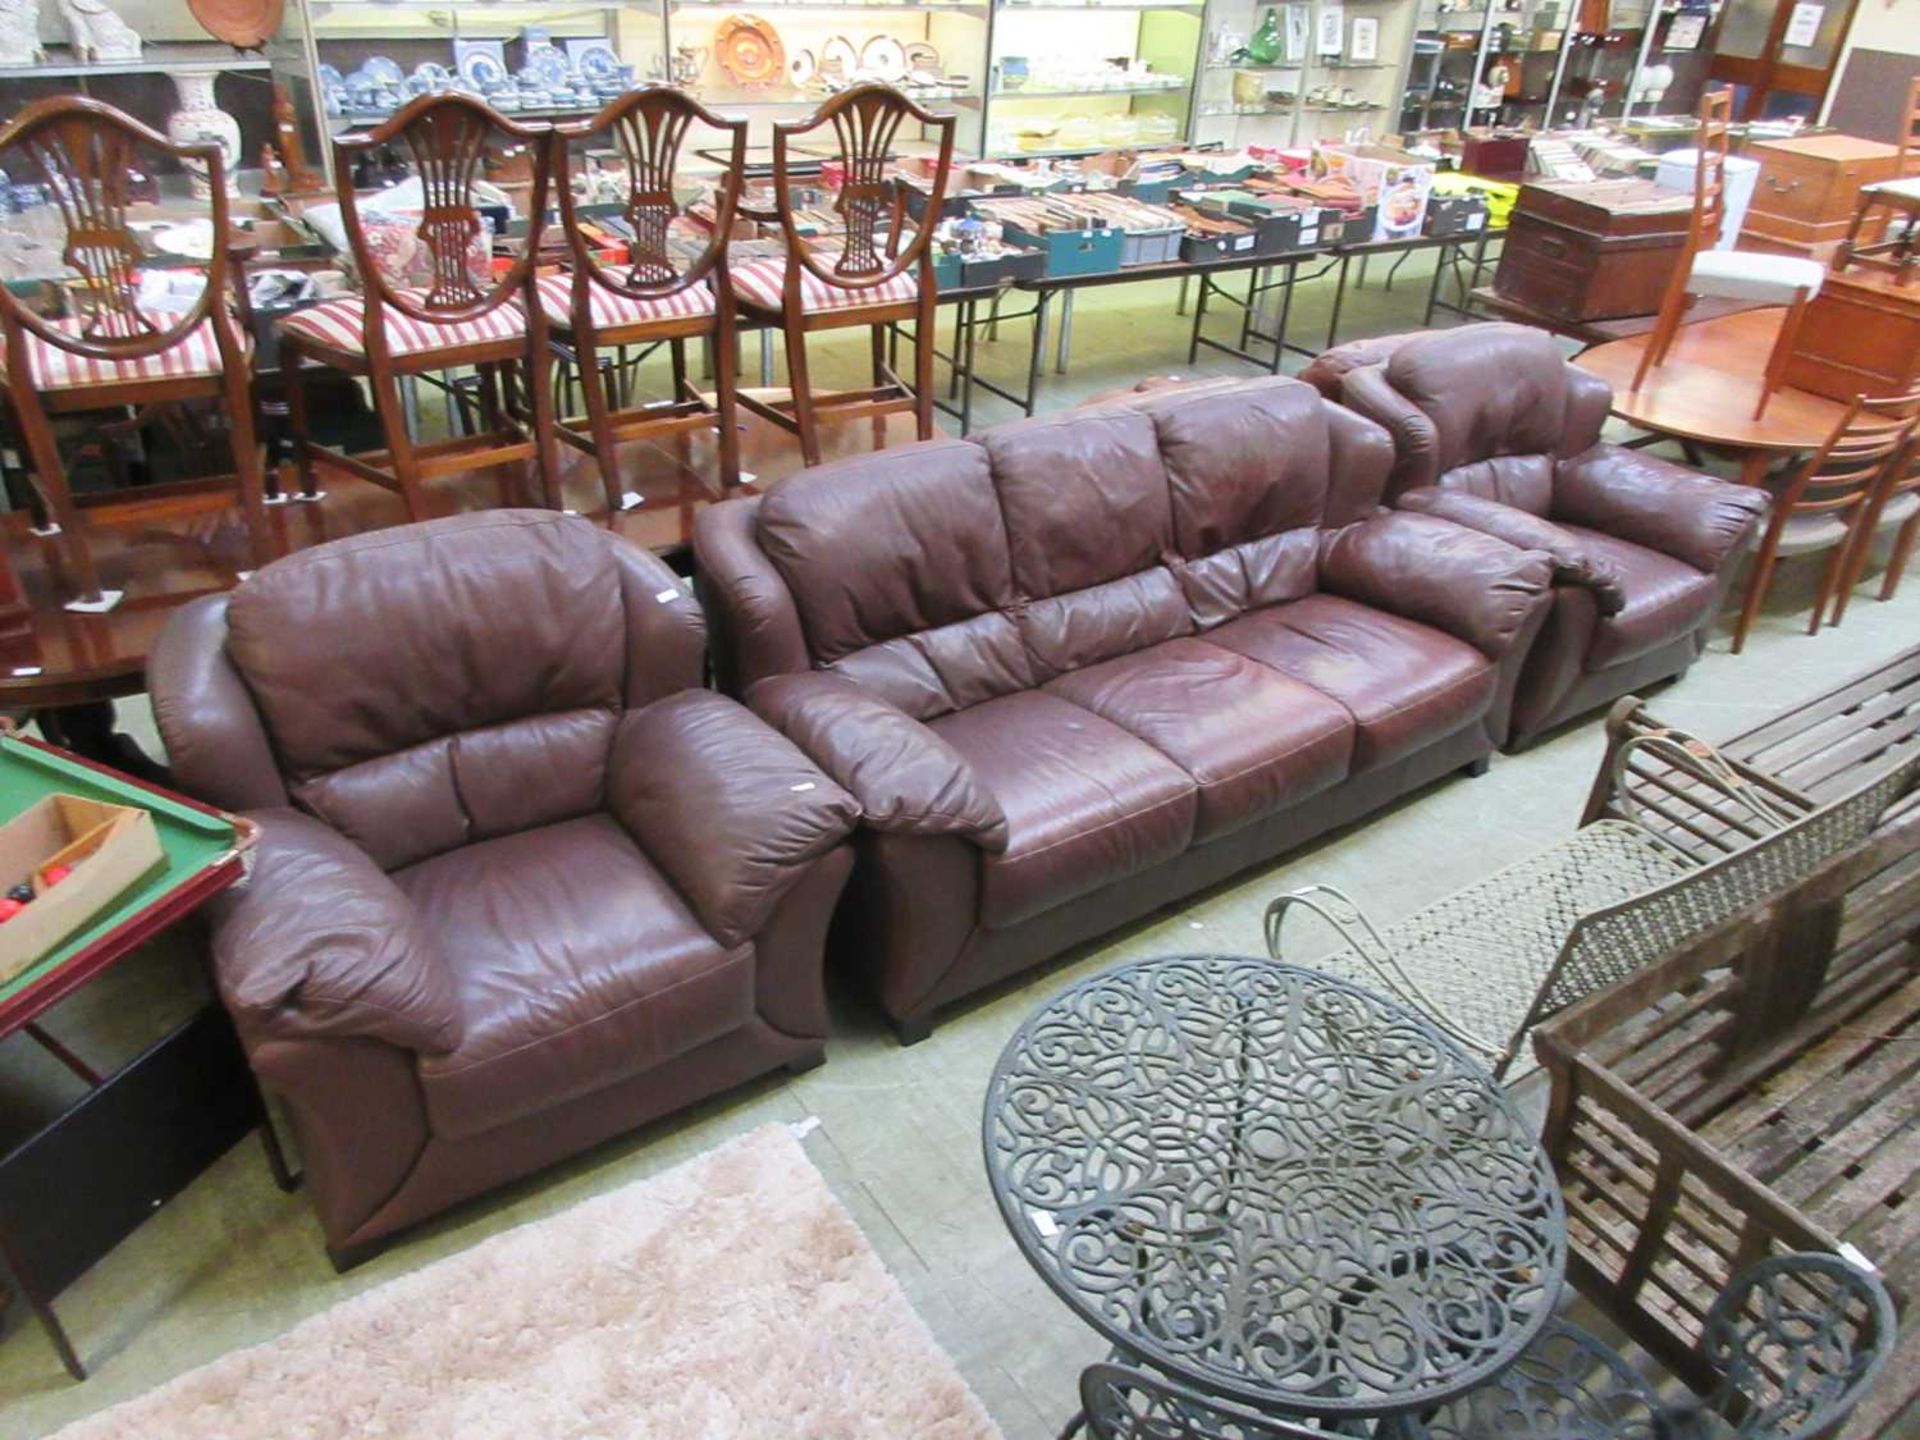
[0,794,166,984]
[1315,144,1435,242]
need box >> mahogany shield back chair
[1832,389,1920,623]
[1632,87,1825,420]
[1732,390,1920,652]
[548,87,746,507]
[1830,77,1920,286]
[277,94,555,521]
[0,97,268,612]
[731,84,955,467]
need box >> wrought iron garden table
[983,954,1567,1434]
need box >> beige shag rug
[56,1125,1001,1440]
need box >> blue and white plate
[458,49,507,88]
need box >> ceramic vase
[168,72,241,199]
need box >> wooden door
[1708,0,1863,119]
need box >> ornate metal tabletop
[982,954,1566,1422]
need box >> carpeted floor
[48,1125,1001,1440]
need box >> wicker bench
[1533,661,1920,1439]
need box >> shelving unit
[981,0,1202,154]
[1193,0,1420,150]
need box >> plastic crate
[1001,220,1124,277]
[1119,225,1183,267]
[1178,225,1259,264]
[931,251,963,290]
[1424,192,1490,238]
[961,245,1048,287]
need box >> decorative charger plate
[716,14,785,90]
[819,33,858,84]
[186,0,283,49]
[860,34,908,83]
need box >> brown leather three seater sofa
[1305,323,1770,747]
[696,376,1558,1041]
[150,511,858,1262]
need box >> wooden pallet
[1538,651,1920,1438]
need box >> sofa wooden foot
[891,1015,935,1046]
[1464,756,1492,778]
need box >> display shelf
[982,0,1202,157]
[670,0,986,9]
[0,44,269,81]
[1195,0,1420,147]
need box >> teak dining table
[1575,305,1852,486]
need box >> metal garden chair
[1265,700,1919,1078]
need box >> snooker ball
[5,883,30,904]
[0,898,23,922]
[41,864,71,887]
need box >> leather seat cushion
[929,691,1198,929]
[1556,524,1717,670]
[1206,595,1496,771]
[402,814,754,1139]
[1043,638,1355,842]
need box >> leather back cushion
[757,438,1016,664]
[974,408,1173,598]
[225,512,630,869]
[1384,323,1570,477]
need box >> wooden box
[1493,179,1693,321]
[1741,134,1901,257]
[0,794,165,985]
[1782,268,1920,402]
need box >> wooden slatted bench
[1537,648,1920,1439]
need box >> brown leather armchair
[149,511,858,1264]
[1335,323,1770,748]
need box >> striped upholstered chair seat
[731,257,919,313]
[0,316,237,389]
[279,292,527,360]
[533,272,717,333]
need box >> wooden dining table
[1575,305,1852,486]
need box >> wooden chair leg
[783,322,822,468]
[14,400,104,605]
[368,365,430,522]
[1732,526,1784,654]
[913,298,937,443]
[224,366,272,573]
[1754,288,1813,421]
[573,331,626,513]
[1808,535,1851,635]
[714,307,742,489]
[1882,509,1919,600]
[1631,278,1690,393]
[869,323,889,450]
[525,333,558,511]
[281,348,321,499]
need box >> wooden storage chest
[1741,134,1902,257]
[1493,179,1693,322]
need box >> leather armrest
[690,496,812,694]
[609,690,858,948]
[608,536,706,706]
[1319,510,1555,658]
[149,594,291,813]
[1552,444,1769,573]
[210,808,460,1053]
[747,671,1010,853]
[1339,364,1439,495]
[1398,487,1628,615]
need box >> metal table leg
[1055,289,1074,375]
[1325,252,1355,349]
[759,330,774,386]
[1030,290,1052,404]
